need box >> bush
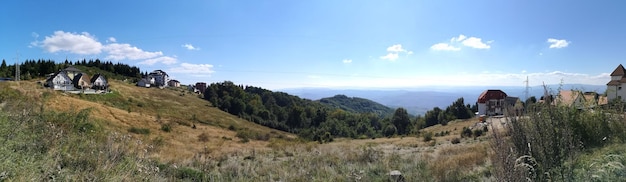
[451,137,461,144]
[176,167,205,180]
[128,127,150,135]
[461,127,472,138]
[423,132,433,142]
[198,133,210,142]
[161,123,172,132]
[472,129,483,137]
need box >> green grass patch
[128,127,150,135]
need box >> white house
[45,71,74,91]
[607,64,626,102]
[477,90,508,116]
[137,77,154,88]
[90,73,108,90]
[148,70,169,88]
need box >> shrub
[176,167,205,181]
[451,137,461,144]
[198,133,210,142]
[472,129,483,138]
[128,127,150,135]
[461,127,472,138]
[423,132,433,142]
[161,123,172,132]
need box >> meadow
[1,80,624,181]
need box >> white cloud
[450,34,466,42]
[380,53,399,61]
[303,71,609,89]
[139,56,178,65]
[430,43,461,51]
[547,38,570,49]
[168,63,214,75]
[461,37,491,49]
[182,44,200,50]
[342,59,353,64]
[103,43,163,60]
[35,30,180,64]
[381,44,411,61]
[38,31,103,55]
[31,32,39,38]
[431,34,492,51]
[386,44,407,52]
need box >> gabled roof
[63,66,82,72]
[607,64,626,86]
[90,73,106,83]
[610,64,626,76]
[555,90,581,106]
[477,90,508,103]
[46,71,71,82]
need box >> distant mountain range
[283,84,607,115]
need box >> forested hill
[318,95,394,117]
[204,81,415,141]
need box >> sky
[1,0,625,90]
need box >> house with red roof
[477,89,508,116]
[607,64,626,102]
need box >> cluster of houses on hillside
[45,66,108,93]
[136,69,183,88]
[478,64,626,116]
[132,70,208,95]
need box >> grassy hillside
[2,75,625,181]
[318,94,395,117]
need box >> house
[188,84,200,93]
[63,66,82,80]
[72,73,91,90]
[477,89,508,116]
[195,82,207,94]
[606,64,626,102]
[137,77,153,88]
[168,79,181,87]
[553,90,586,109]
[45,71,74,91]
[90,73,108,90]
[148,70,169,88]
[553,90,607,109]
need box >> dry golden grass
[9,80,293,163]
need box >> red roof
[477,90,507,103]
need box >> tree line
[203,81,476,142]
[0,59,142,80]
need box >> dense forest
[318,94,395,117]
[204,81,476,142]
[0,59,142,80]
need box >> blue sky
[1,0,625,90]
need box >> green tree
[0,59,7,77]
[391,108,411,135]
